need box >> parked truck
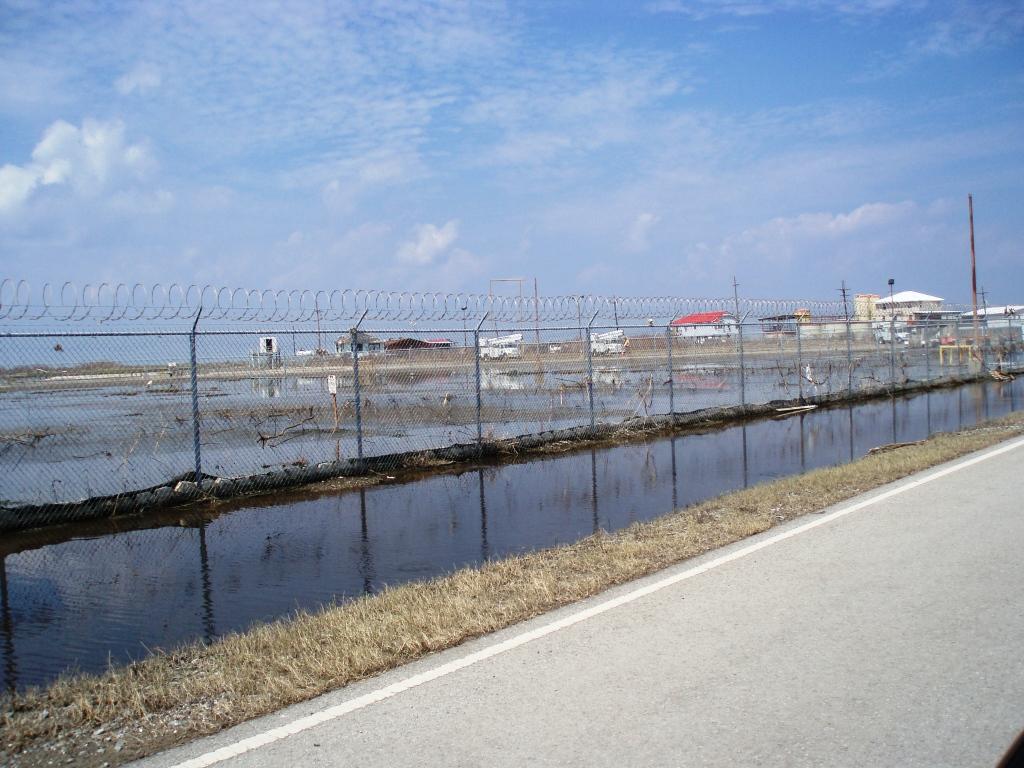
[873,323,909,345]
[478,333,523,360]
[590,329,627,355]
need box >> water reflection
[2,379,1021,691]
[358,489,375,596]
[1,557,15,693]
[741,423,749,488]
[198,524,215,643]
[670,437,679,510]
[251,377,285,398]
[478,471,490,562]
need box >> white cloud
[396,220,460,266]
[684,201,921,282]
[0,165,39,211]
[465,49,686,171]
[108,188,175,215]
[626,212,660,252]
[855,2,1024,80]
[307,150,422,214]
[578,262,613,284]
[0,118,154,212]
[432,247,485,287]
[645,0,920,20]
[719,201,917,259]
[913,2,1024,58]
[195,185,236,210]
[115,63,161,95]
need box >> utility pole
[968,194,980,353]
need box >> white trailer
[590,329,627,355]
[479,333,523,360]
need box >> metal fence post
[666,325,675,415]
[351,328,363,462]
[474,314,487,454]
[889,314,897,393]
[585,311,599,428]
[845,318,853,394]
[351,309,369,463]
[924,321,932,384]
[737,322,747,408]
[189,309,203,484]
[796,321,803,402]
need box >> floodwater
[0,379,1020,691]
[0,344,989,504]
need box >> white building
[670,311,738,341]
[874,291,943,322]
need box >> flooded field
[0,339,997,505]
[0,378,1019,692]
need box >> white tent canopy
[874,290,943,306]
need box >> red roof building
[670,311,735,326]
[670,311,738,340]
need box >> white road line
[168,437,1024,768]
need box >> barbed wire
[0,279,862,324]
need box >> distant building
[385,338,454,351]
[335,332,385,357]
[961,305,1024,337]
[759,308,811,336]
[670,311,738,341]
[854,294,879,322]
[250,336,282,369]
[962,305,1023,319]
[760,309,853,339]
[874,291,943,322]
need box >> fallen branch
[867,439,925,455]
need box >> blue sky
[1,0,1021,304]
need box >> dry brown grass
[4,411,1024,767]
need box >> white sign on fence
[327,374,337,394]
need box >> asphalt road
[135,437,1024,768]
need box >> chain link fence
[2,289,1024,692]
[3,307,1021,530]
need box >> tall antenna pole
[969,194,979,352]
